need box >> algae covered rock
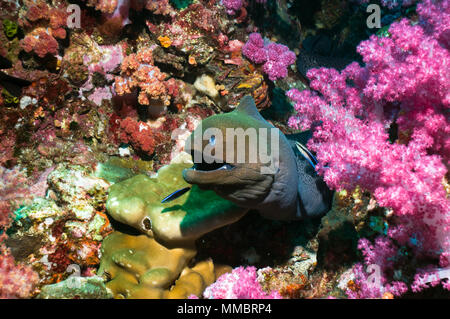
[5,164,113,286]
[316,192,359,270]
[37,275,112,299]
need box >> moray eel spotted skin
[182,96,333,220]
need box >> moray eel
[182,95,333,220]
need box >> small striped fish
[161,187,191,203]
[295,141,318,169]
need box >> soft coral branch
[287,0,450,293]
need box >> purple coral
[242,32,268,64]
[287,0,450,294]
[345,263,408,299]
[242,33,296,81]
[81,44,124,106]
[202,266,282,299]
[0,247,39,299]
[222,0,243,15]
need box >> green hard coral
[99,155,245,298]
[170,0,193,10]
[105,158,247,244]
[98,231,231,298]
[94,157,155,184]
[3,19,18,38]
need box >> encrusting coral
[99,232,231,298]
[18,0,68,58]
[98,153,247,298]
[114,47,174,116]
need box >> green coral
[94,157,154,184]
[99,157,246,298]
[3,19,18,38]
[105,160,247,243]
[2,88,19,105]
[37,276,112,299]
[170,0,193,10]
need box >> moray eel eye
[209,135,215,146]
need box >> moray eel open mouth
[183,146,237,184]
[161,161,236,204]
[183,157,238,187]
[183,148,273,207]
[192,162,235,172]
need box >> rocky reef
[0,0,448,300]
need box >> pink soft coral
[242,33,296,81]
[287,0,450,293]
[0,246,39,299]
[222,0,243,15]
[202,266,282,299]
[346,263,408,299]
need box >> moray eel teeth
[191,162,235,172]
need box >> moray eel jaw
[182,107,276,207]
[192,160,235,172]
[183,157,274,207]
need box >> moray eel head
[182,96,276,207]
[182,96,333,220]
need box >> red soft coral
[118,117,163,155]
[21,28,59,58]
[114,47,172,107]
[20,1,68,57]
